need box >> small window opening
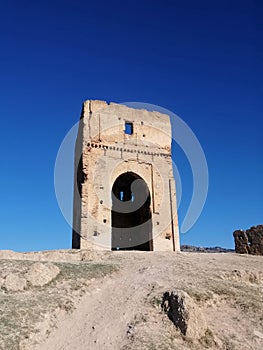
[125,122,133,135]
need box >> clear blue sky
[0,0,262,251]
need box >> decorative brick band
[86,142,170,158]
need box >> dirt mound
[221,269,263,284]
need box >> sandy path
[33,259,148,350]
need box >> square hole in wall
[124,122,133,135]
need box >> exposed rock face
[2,273,27,291]
[233,225,263,255]
[26,263,60,287]
[161,289,207,339]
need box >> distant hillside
[180,245,234,253]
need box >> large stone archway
[111,172,153,251]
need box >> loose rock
[26,263,60,287]
[3,273,27,291]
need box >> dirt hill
[0,250,262,350]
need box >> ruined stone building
[72,100,180,251]
[233,225,263,255]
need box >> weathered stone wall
[72,100,180,251]
[233,225,263,255]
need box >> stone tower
[72,100,180,251]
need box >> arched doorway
[111,172,153,251]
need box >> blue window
[125,122,133,135]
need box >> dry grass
[0,260,117,350]
[0,251,262,350]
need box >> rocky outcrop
[0,263,61,292]
[161,289,207,339]
[233,225,263,255]
[2,273,27,292]
[26,263,60,287]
